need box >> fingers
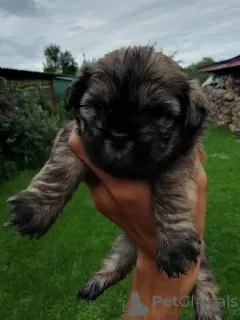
[68,125,152,202]
[68,124,119,185]
[68,124,82,157]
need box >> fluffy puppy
[6,45,221,320]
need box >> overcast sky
[1,0,240,71]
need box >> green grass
[0,126,240,320]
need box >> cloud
[0,0,240,71]
[0,0,47,17]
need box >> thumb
[68,124,118,185]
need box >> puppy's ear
[65,65,92,112]
[185,79,208,133]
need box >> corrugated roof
[198,55,240,73]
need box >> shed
[0,67,75,104]
[198,55,240,76]
[52,76,75,103]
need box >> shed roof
[0,67,75,81]
[55,76,75,81]
[198,55,240,73]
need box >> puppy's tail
[5,121,87,239]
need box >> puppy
[6,45,222,320]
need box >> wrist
[123,251,185,320]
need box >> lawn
[0,126,240,320]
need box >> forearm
[123,251,200,320]
[123,165,206,320]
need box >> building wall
[52,78,73,103]
[12,79,53,103]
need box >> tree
[196,57,215,68]
[88,58,97,63]
[43,44,78,76]
[43,44,61,73]
[60,50,78,75]
[181,57,217,84]
[164,47,216,84]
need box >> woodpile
[202,74,240,138]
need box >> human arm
[68,125,207,319]
[123,162,207,319]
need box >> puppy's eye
[148,101,180,118]
[149,107,173,119]
[149,107,162,117]
[80,106,96,120]
[161,117,174,127]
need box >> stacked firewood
[202,75,240,137]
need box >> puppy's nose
[110,129,128,138]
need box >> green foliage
[181,56,216,84]
[84,57,98,64]
[43,43,78,76]
[159,48,216,84]
[43,42,216,84]
[43,44,62,74]
[0,81,69,180]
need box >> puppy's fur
[6,46,222,320]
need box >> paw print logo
[124,292,149,317]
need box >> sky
[0,0,240,71]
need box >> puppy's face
[66,46,207,179]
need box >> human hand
[126,162,207,319]
[68,124,157,259]
[68,123,207,319]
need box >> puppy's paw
[77,278,105,301]
[156,231,200,278]
[5,190,53,239]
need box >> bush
[0,80,70,180]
